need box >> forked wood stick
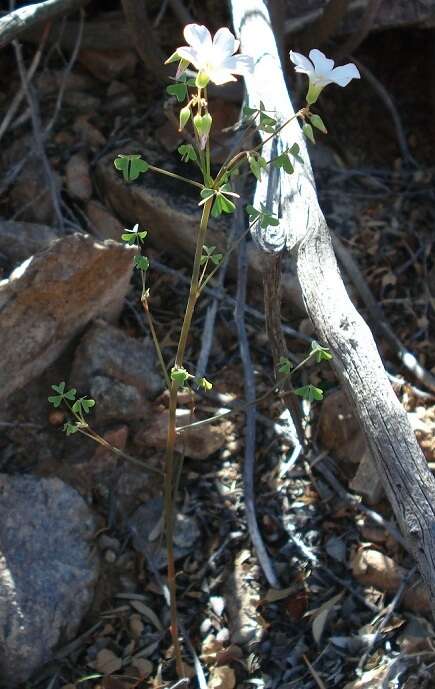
[230,0,435,619]
[0,0,88,49]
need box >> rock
[90,375,149,423]
[0,219,59,266]
[71,320,163,400]
[65,152,92,201]
[86,200,124,241]
[129,497,200,569]
[0,234,136,402]
[79,49,137,83]
[4,138,61,224]
[73,115,107,149]
[64,90,101,113]
[0,474,98,686]
[349,450,384,505]
[36,70,97,96]
[135,408,229,460]
[286,1,435,34]
[351,548,429,614]
[95,144,305,312]
[318,389,383,504]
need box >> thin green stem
[141,293,171,388]
[176,350,317,433]
[148,164,204,190]
[214,108,307,186]
[163,196,213,678]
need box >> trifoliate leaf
[72,397,95,415]
[289,142,304,164]
[197,377,213,392]
[243,105,257,118]
[178,144,197,163]
[309,114,327,134]
[166,82,188,102]
[63,421,79,435]
[272,153,294,175]
[48,382,76,407]
[121,224,147,244]
[248,153,267,181]
[278,357,293,375]
[114,154,149,182]
[302,123,315,144]
[171,366,191,387]
[311,341,333,363]
[134,255,150,271]
[294,384,324,401]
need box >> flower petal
[309,48,334,76]
[289,50,314,75]
[176,46,201,70]
[207,67,237,85]
[221,54,254,76]
[329,62,360,87]
[212,27,239,58]
[183,24,212,52]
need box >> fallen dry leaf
[95,649,123,675]
[208,665,236,689]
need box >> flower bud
[179,105,191,131]
[195,70,210,89]
[193,112,212,149]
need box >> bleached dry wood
[0,0,87,49]
[231,0,435,618]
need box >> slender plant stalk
[163,196,213,676]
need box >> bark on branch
[0,0,88,49]
[231,0,435,618]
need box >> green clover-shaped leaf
[171,366,191,387]
[272,153,294,175]
[197,377,213,392]
[294,384,323,402]
[63,421,79,435]
[302,123,315,144]
[278,357,293,375]
[309,114,327,134]
[121,223,148,244]
[48,382,76,407]
[248,153,267,181]
[72,397,95,415]
[166,82,188,102]
[311,341,333,363]
[134,255,150,271]
[178,144,198,163]
[114,154,149,182]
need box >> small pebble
[216,627,230,643]
[104,549,116,563]
[200,618,212,635]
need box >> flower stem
[163,196,213,677]
[148,164,204,190]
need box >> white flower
[289,48,360,104]
[175,24,254,86]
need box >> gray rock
[90,375,149,422]
[71,320,163,399]
[0,219,59,267]
[0,233,136,402]
[129,498,200,569]
[0,474,99,686]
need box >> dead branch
[335,0,381,59]
[0,0,88,49]
[298,0,348,52]
[231,0,435,621]
[120,0,167,78]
